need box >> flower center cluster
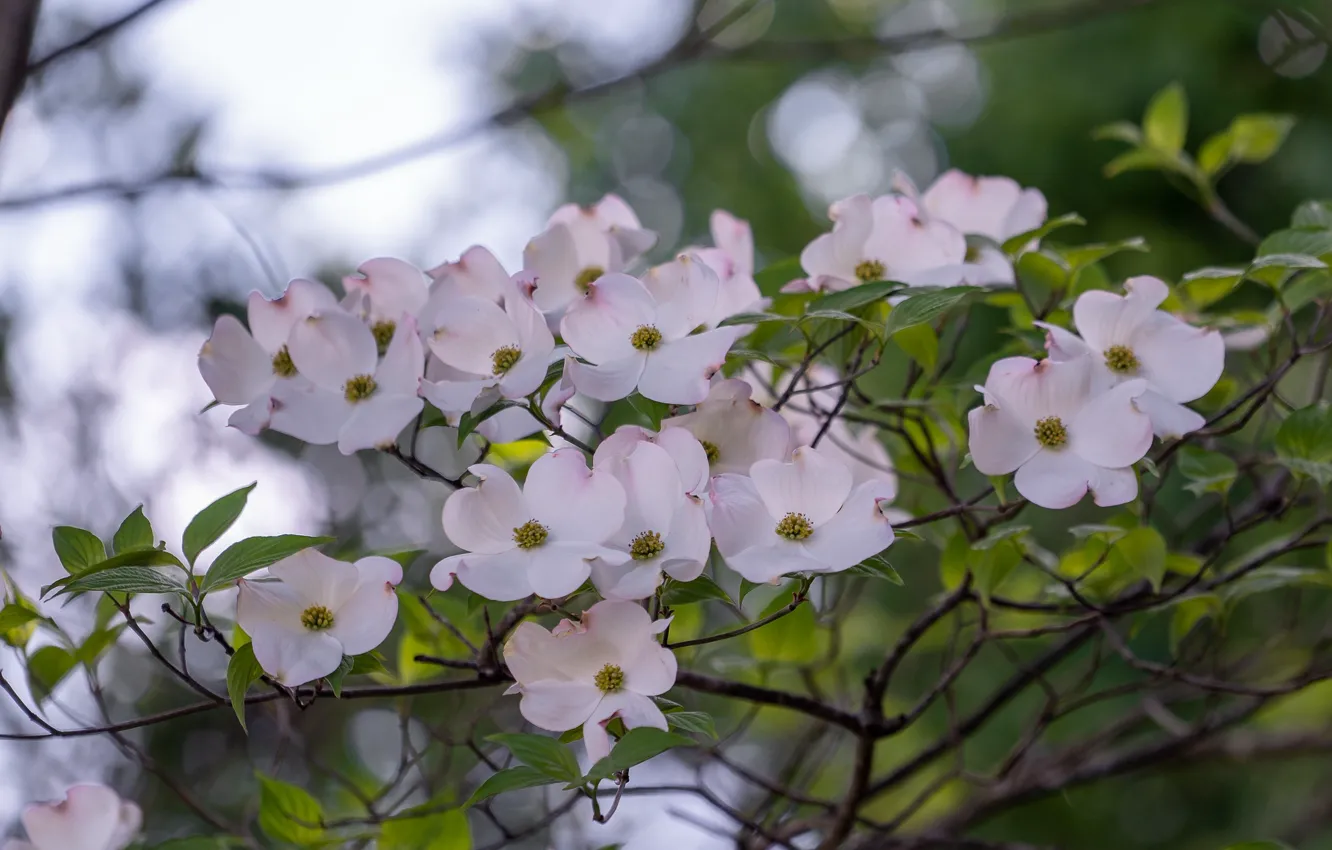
[575,266,605,293]
[594,662,625,693]
[1034,416,1068,448]
[630,324,664,351]
[855,259,886,283]
[1104,344,1140,373]
[700,440,720,464]
[300,605,334,631]
[491,345,521,375]
[629,530,665,560]
[775,512,814,540]
[344,374,378,403]
[512,520,549,549]
[371,320,396,356]
[272,346,298,378]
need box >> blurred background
[1,0,1330,847]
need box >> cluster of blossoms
[3,784,140,850]
[193,171,1221,758]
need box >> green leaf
[661,574,733,607]
[972,524,1031,551]
[54,565,187,598]
[717,311,794,328]
[52,526,104,574]
[256,774,324,846]
[1104,147,1189,179]
[463,766,559,808]
[883,287,980,337]
[380,808,470,850]
[77,626,124,667]
[1061,237,1149,272]
[182,483,256,566]
[1108,527,1168,592]
[1176,447,1238,496]
[325,655,354,698]
[754,256,804,296]
[666,710,718,739]
[807,281,904,313]
[892,324,938,372]
[201,534,336,593]
[227,643,264,732]
[349,651,388,676]
[1247,252,1328,287]
[802,308,881,335]
[1001,212,1086,255]
[27,645,76,702]
[1293,200,1332,229]
[1091,121,1143,145]
[488,733,582,783]
[0,603,40,640]
[45,548,185,597]
[1276,402,1332,485]
[737,578,760,606]
[1143,82,1187,154]
[113,506,154,554]
[1258,228,1332,261]
[847,554,904,585]
[1169,594,1221,654]
[1228,114,1296,163]
[583,728,695,784]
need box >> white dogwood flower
[561,273,741,404]
[680,210,763,325]
[914,169,1048,243]
[968,355,1153,509]
[5,784,141,850]
[284,310,425,454]
[235,550,402,687]
[662,378,792,476]
[198,278,339,438]
[503,599,676,762]
[1038,276,1224,438]
[589,439,711,600]
[426,245,519,305]
[432,449,628,600]
[709,446,896,584]
[341,258,430,351]
[524,194,656,315]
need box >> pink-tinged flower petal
[498,311,554,399]
[1005,188,1049,239]
[621,639,678,696]
[922,170,1025,241]
[518,682,604,733]
[711,209,754,277]
[270,548,361,609]
[429,554,463,591]
[561,273,657,365]
[248,278,338,353]
[725,540,824,584]
[867,195,967,279]
[581,597,657,648]
[419,377,493,414]
[592,425,654,468]
[527,541,610,599]
[328,556,403,655]
[237,579,345,686]
[506,620,586,684]
[1068,379,1152,469]
[1073,276,1168,352]
[643,254,719,338]
[829,194,875,270]
[540,356,579,425]
[269,379,349,445]
[527,449,626,542]
[613,441,684,540]
[477,405,544,443]
[1087,465,1138,507]
[590,558,667,601]
[583,691,667,763]
[967,401,1040,476]
[455,549,535,601]
[1133,316,1225,403]
[661,497,710,579]
[442,463,528,554]
[427,245,516,304]
[803,481,896,572]
[21,784,139,850]
[663,378,792,476]
[655,426,712,496]
[337,393,422,454]
[199,315,272,405]
[983,355,1093,426]
[638,327,740,405]
[1034,321,1092,362]
[750,445,853,527]
[589,193,644,229]
[427,296,520,377]
[376,316,424,395]
[288,311,378,390]
[799,233,852,290]
[567,355,646,402]
[525,224,582,314]
[1134,390,1206,439]
[228,399,273,436]
[1012,450,1097,510]
[708,473,775,558]
[343,257,429,320]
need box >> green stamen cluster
[300,605,334,631]
[1104,344,1140,373]
[630,324,663,351]
[371,320,396,356]
[512,520,548,549]
[855,259,886,282]
[575,266,605,293]
[700,440,720,464]
[1034,416,1068,448]
[344,374,378,403]
[491,345,522,375]
[775,512,814,541]
[629,530,665,561]
[272,346,298,378]
[594,663,625,693]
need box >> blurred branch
[0,0,1173,210]
[24,0,177,75]
[0,0,40,142]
